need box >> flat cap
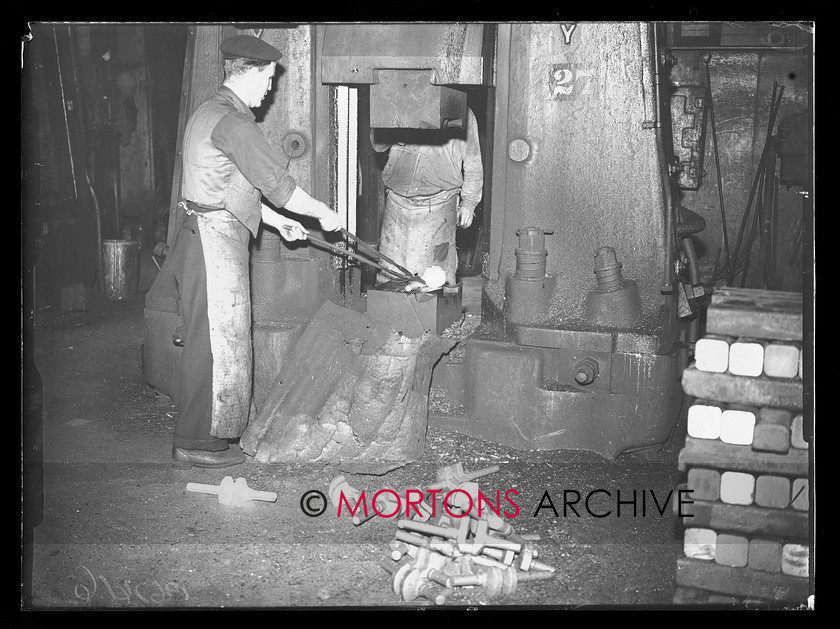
[220,35,283,61]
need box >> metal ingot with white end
[719,407,756,445]
[694,336,731,373]
[752,408,792,454]
[683,527,716,561]
[763,343,800,379]
[714,533,749,568]
[781,544,810,577]
[790,414,808,449]
[687,468,721,501]
[791,478,809,511]
[748,538,782,573]
[687,401,724,440]
[754,475,791,509]
[728,339,765,377]
[719,471,755,506]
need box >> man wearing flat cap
[165,34,341,468]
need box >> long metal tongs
[304,228,426,285]
[339,228,426,285]
[304,232,419,284]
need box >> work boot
[172,446,246,469]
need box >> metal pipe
[741,145,777,288]
[728,84,783,285]
[639,23,656,128]
[650,22,675,293]
[680,236,700,287]
[679,234,700,342]
[739,162,768,288]
[702,52,731,270]
[54,28,78,199]
[85,172,106,292]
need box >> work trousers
[170,211,252,450]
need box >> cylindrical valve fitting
[593,246,625,292]
[574,358,600,385]
[514,227,554,279]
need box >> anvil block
[366,285,462,338]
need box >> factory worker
[371,107,484,287]
[167,34,341,468]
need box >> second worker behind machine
[370,106,484,287]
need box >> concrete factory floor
[25,251,692,610]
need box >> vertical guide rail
[334,84,359,303]
[166,26,197,247]
[348,87,358,237]
[335,85,358,235]
[336,85,348,233]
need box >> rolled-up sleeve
[212,112,297,208]
[459,109,484,212]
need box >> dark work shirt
[209,88,297,209]
[181,86,297,225]
[371,107,483,211]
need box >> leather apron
[376,189,459,286]
[186,203,255,438]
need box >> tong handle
[306,234,413,282]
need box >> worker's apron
[376,190,459,286]
[186,204,255,438]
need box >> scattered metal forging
[447,564,554,597]
[328,475,400,525]
[328,475,361,510]
[328,462,498,529]
[381,464,555,603]
[185,476,277,507]
[382,560,453,605]
[389,539,412,561]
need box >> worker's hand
[275,216,309,242]
[457,205,476,228]
[261,202,309,241]
[284,188,342,232]
[318,209,342,233]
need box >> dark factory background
[22,25,188,308]
[21,22,812,316]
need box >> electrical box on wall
[671,85,708,190]
[666,22,811,50]
[777,111,810,188]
